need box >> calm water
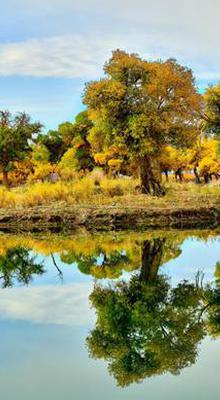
[0,230,219,399]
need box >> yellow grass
[0,176,219,210]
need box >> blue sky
[1,0,220,130]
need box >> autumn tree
[58,111,94,176]
[189,138,220,183]
[94,144,127,176]
[158,146,190,182]
[0,111,42,186]
[203,83,220,138]
[69,111,94,171]
[84,50,201,195]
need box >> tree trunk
[204,173,210,184]
[164,169,169,182]
[2,169,9,187]
[193,165,201,184]
[140,238,166,283]
[140,156,165,196]
[175,168,183,182]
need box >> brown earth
[0,203,219,232]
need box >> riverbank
[0,180,219,231]
[0,202,219,231]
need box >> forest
[0,50,219,212]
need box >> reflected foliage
[86,236,220,387]
[0,231,219,387]
[206,262,220,337]
[0,246,44,288]
[60,235,183,280]
[61,250,131,279]
[87,276,205,387]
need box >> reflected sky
[0,232,219,399]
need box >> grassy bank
[0,177,219,230]
[0,176,219,209]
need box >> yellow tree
[198,139,220,183]
[84,50,201,196]
[159,146,190,182]
[94,144,127,176]
[189,138,220,183]
[203,83,220,138]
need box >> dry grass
[0,176,219,210]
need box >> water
[0,230,219,399]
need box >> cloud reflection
[0,283,94,327]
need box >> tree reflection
[87,237,219,387]
[205,262,220,337]
[0,246,44,288]
[0,233,219,387]
[59,235,183,281]
[61,249,131,279]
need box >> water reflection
[0,247,44,288]
[86,236,220,387]
[0,231,219,391]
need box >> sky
[0,0,220,130]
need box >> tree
[32,143,50,165]
[94,144,127,176]
[58,121,75,147]
[70,111,94,171]
[190,138,220,183]
[84,50,201,195]
[71,111,93,142]
[58,111,94,176]
[203,83,220,138]
[158,146,190,182]
[0,111,42,186]
[37,130,66,164]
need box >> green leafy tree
[58,122,75,147]
[37,130,66,164]
[52,111,94,173]
[72,111,93,142]
[84,50,201,195]
[32,142,50,165]
[0,111,42,186]
[70,111,94,171]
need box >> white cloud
[0,28,219,83]
[0,36,103,78]
[1,1,220,83]
[0,34,158,79]
[0,283,94,326]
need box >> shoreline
[0,204,219,232]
